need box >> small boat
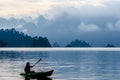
[20,70,54,79]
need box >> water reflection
[0,51,120,80]
[0,51,49,60]
[0,51,51,80]
[24,77,52,80]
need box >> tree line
[0,28,115,47]
[0,28,51,47]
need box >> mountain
[105,44,115,47]
[66,40,91,47]
[53,42,60,47]
[0,17,9,28]
[0,28,51,47]
[0,16,119,47]
[36,16,48,26]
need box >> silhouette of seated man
[24,62,35,73]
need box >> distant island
[0,28,116,47]
[105,44,115,47]
[0,28,51,47]
[51,41,115,47]
[66,40,91,47]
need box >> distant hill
[0,28,51,47]
[105,44,115,47]
[53,42,60,47]
[66,40,91,47]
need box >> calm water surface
[0,51,120,80]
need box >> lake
[0,51,120,80]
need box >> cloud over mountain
[78,22,101,32]
[0,0,120,46]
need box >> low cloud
[1,0,120,18]
[106,20,120,31]
[78,22,101,32]
[106,22,114,31]
[115,20,120,31]
[0,0,120,46]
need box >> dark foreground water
[0,51,120,80]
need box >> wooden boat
[20,70,54,79]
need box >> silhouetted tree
[66,40,91,47]
[0,28,51,47]
[32,36,51,47]
[105,44,115,47]
[0,40,7,47]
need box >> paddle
[32,58,42,68]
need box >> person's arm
[30,65,34,68]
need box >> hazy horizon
[0,0,120,46]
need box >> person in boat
[24,62,34,73]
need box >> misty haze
[0,0,120,47]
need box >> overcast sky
[0,0,120,18]
[0,0,120,46]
